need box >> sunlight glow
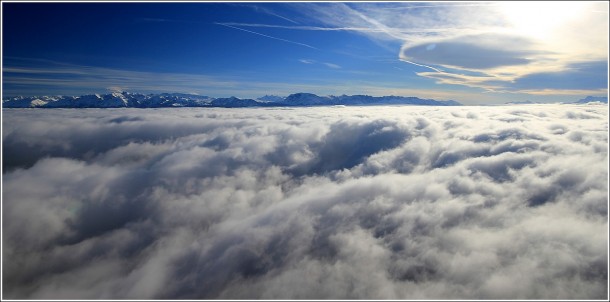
[498,1,589,38]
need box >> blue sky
[2,1,608,104]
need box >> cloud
[285,2,482,42]
[214,22,395,33]
[280,2,608,95]
[511,61,609,90]
[247,4,299,24]
[215,23,317,50]
[1,60,316,99]
[323,62,341,69]
[107,86,125,93]
[2,105,608,299]
[7,57,459,100]
[297,59,341,70]
[413,59,609,96]
[2,57,242,97]
[400,34,538,70]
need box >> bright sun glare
[498,1,588,38]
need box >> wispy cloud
[5,58,470,101]
[0,58,568,104]
[287,2,489,42]
[228,3,300,24]
[505,88,609,96]
[399,59,443,73]
[216,22,415,33]
[107,86,125,93]
[134,19,319,51]
[216,22,468,36]
[281,1,608,95]
[248,4,299,24]
[376,3,499,10]
[323,63,341,69]
[3,58,242,96]
[215,23,317,50]
[297,59,341,70]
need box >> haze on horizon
[2,1,608,105]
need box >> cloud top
[2,105,608,299]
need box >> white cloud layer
[2,105,608,299]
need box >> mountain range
[505,96,608,105]
[573,96,608,104]
[5,92,605,108]
[2,92,462,108]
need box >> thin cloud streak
[251,5,299,24]
[3,61,241,96]
[378,3,499,10]
[501,88,610,96]
[215,23,317,50]
[400,59,444,73]
[216,22,462,34]
[233,3,300,24]
[4,59,474,102]
[323,63,341,69]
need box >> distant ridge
[505,100,536,105]
[574,96,608,104]
[505,96,608,105]
[2,92,462,108]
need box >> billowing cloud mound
[2,105,608,299]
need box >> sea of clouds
[2,104,608,299]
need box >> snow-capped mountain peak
[3,92,463,108]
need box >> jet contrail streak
[400,59,444,73]
[216,23,318,50]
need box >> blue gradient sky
[2,2,608,104]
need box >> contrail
[217,22,388,32]
[256,7,300,24]
[241,4,300,24]
[399,59,444,73]
[217,23,460,34]
[215,23,318,50]
[267,11,300,24]
[381,3,498,10]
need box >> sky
[1,1,609,104]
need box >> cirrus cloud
[281,1,608,96]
